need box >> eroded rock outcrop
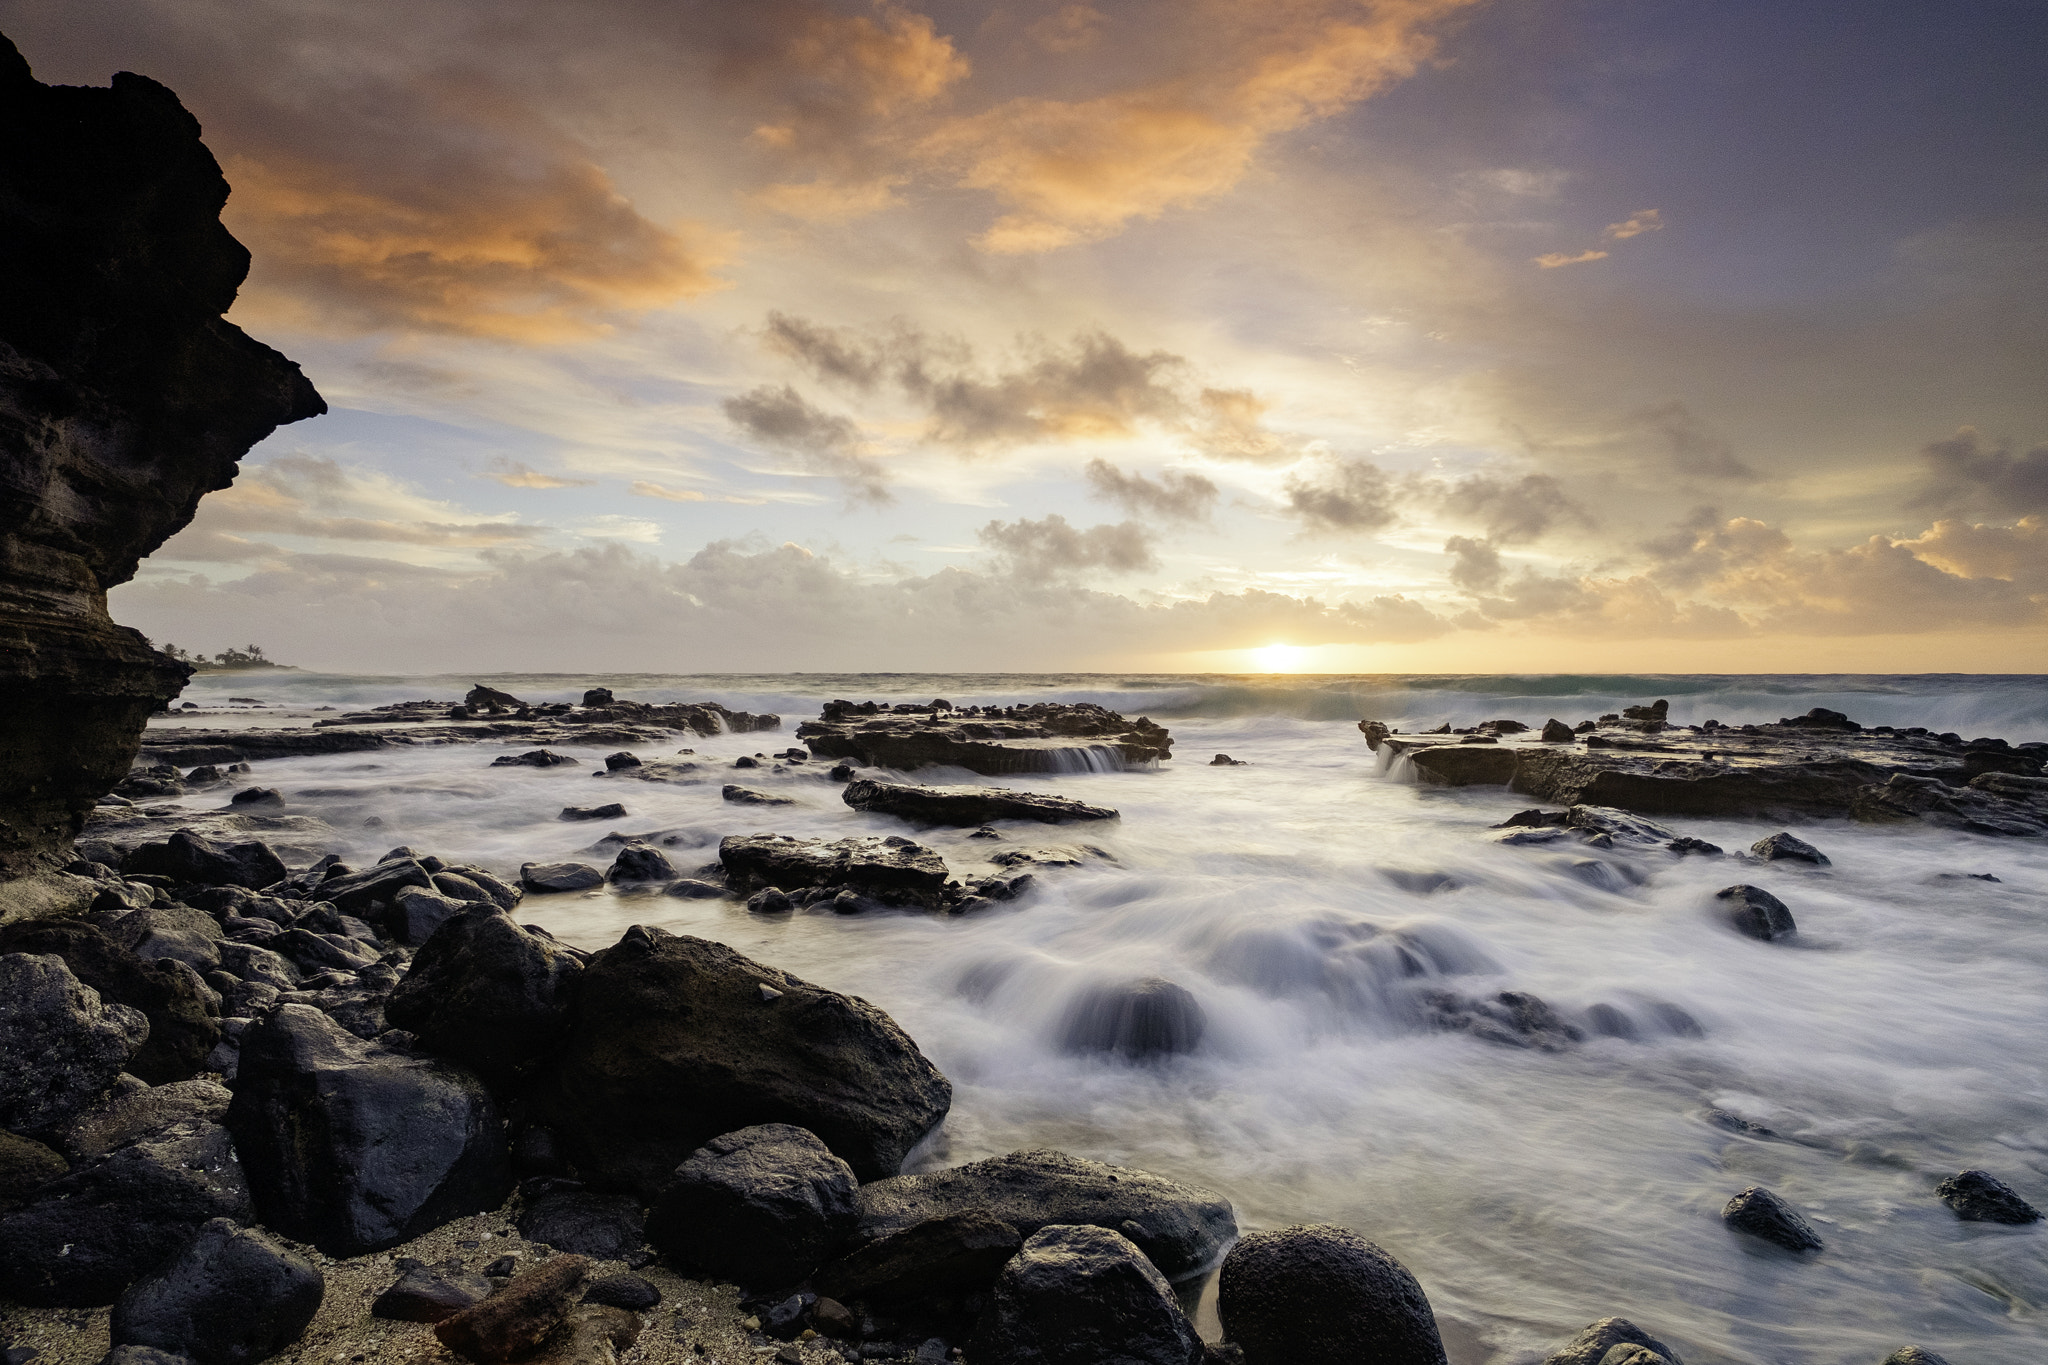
[798,700,1172,774]
[0,36,324,894]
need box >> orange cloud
[489,461,594,489]
[1533,249,1609,269]
[923,0,1481,252]
[225,153,727,342]
[1603,208,1663,240]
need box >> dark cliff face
[0,33,325,883]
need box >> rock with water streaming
[1217,1223,1448,1365]
[852,1149,1235,1279]
[606,846,676,883]
[1750,832,1829,864]
[528,927,951,1191]
[646,1124,858,1286]
[1536,1318,1685,1365]
[1419,989,1582,1052]
[491,750,581,769]
[521,861,604,893]
[1059,978,1207,1059]
[974,1223,1204,1365]
[720,832,950,908]
[797,700,1172,774]
[1715,885,1797,941]
[842,778,1119,827]
[1720,1185,1823,1252]
[1935,1169,2042,1223]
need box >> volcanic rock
[372,1260,492,1323]
[1536,1318,1685,1365]
[385,906,581,1088]
[0,38,322,891]
[521,862,604,894]
[798,700,1172,775]
[1217,1224,1447,1365]
[1715,885,1797,941]
[646,1124,858,1286]
[582,1273,659,1312]
[517,1190,647,1259]
[121,832,287,890]
[1879,1349,1952,1365]
[0,1129,67,1210]
[225,1004,511,1255]
[719,833,949,907]
[975,1224,1203,1365]
[1721,1185,1823,1252]
[606,846,675,883]
[109,1217,323,1365]
[0,917,219,1083]
[813,1210,1023,1304]
[1059,978,1207,1059]
[1750,832,1829,865]
[529,927,951,1191]
[852,1149,1235,1279]
[492,750,580,769]
[842,779,1118,826]
[61,1078,232,1159]
[1935,1169,2041,1224]
[0,952,149,1133]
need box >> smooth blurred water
[155,674,2048,1364]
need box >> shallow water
[158,673,2048,1364]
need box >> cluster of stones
[1363,704,2048,835]
[797,700,1174,774]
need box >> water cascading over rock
[0,33,324,909]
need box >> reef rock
[799,700,1172,775]
[0,38,323,895]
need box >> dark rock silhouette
[0,35,323,898]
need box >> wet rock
[0,921,224,1084]
[434,869,519,911]
[0,1130,67,1209]
[1751,832,1829,865]
[522,862,605,894]
[606,846,676,883]
[1666,837,1722,856]
[492,750,580,768]
[0,1117,253,1305]
[646,1124,857,1286]
[372,1259,492,1322]
[976,1224,1202,1365]
[271,927,377,976]
[61,1079,231,1159]
[467,685,527,712]
[1535,1318,1685,1365]
[662,878,727,900]
[720,833,949,908]
[747,888,794,915]
[583,690,616,708]
[814,1210,1021,1304]
[108,1217,323,1365]
[1715,885,1797,941]
[1564,806,1677,845]
[217,940,299,993]
[385,907,581,1088]
[518,1189,647,1259]
[314,858,434,917]
[434,1255,590,1363]
[724,785,797,806]
[225,1005,512,1255]
[1420,990,1582,1052]
[529,927,951,1191]
[121,833,286,891]
[226,787,284,810]
[1208,754,1245,766]
[842,779,1118,827]
[1879,1350,1952,1365]
[1217,1224,1447,1365]
[1059,978,1207,1060]
[582,1272,659,1312]
[116,906,225,973]
[1935,1169,2042,1224]
[798,701,1172,774]
[388,885,469,946]
[1541,719,1575,743]
[1721,1186,1823,1252]
[0,952,149,1133]
[853,1149,1234,1279]
[1409,747,1518,786]
[560,804,628,822]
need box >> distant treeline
[153,642,296,672]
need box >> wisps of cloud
[1911,426,2048,517]
[1533,249,1608,269]
[1084,459,1219,522]
[487,460,594,489]
[722,385,891,504]
[1603,208,1663,240]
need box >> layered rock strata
[0,36,324,890]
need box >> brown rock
[435,1254,591,1362]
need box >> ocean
[152,673,2048,1364]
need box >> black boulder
[647,1124,857,1286]
[109,1217,323,1365]
[975,1223,1202,1365]
[384,907,581,1087]
[1217,1224,1447,1365]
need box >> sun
[1251,643,1307,673]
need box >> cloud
[1084,459,1219,521]
[924,0,1480,253]
[1912,426,2048,516]
[1441,471,1591,543]
[487,460,594,489]
[1533,249,1608,269]
[226,152,726,342]
[1443,535,1503,592]
[628,480,772,507]
[112,539,1455,671]
[977,514,1158,581]
[1028,4,1108,54]
[154,456,544,559]
[1603,209,1663,240]
[1632,401,1755,480]
[761,315,1299,458]
[1895,516,2048,584]
[1284,456,1399,533]
[722,385,892,504]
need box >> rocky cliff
[0,33,324,899]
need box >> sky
[8,0,2047,673]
